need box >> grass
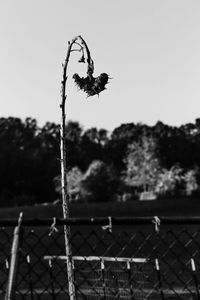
[0,196,200,220]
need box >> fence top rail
[0,216,200,227]
[43,255,148,263]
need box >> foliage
[79,128,108,170]
[0,117,60,206]
[155,165,184,196]
[183,169,198,196]
[1,116,200,206]
[123,136,162,191]
[54,167,83,201]
[81,160,119,202]
[156,166,198,197]
[65,121,83,170]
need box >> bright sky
[1,1,200,131]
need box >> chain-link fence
[1,216,200,299]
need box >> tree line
[0,117,200,207]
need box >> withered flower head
[72,73,109,97]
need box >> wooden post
[5,212,23,300]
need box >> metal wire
[1,217,200,299]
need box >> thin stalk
[60,37,76,300]
[60,35,93,300]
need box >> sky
[0,1,200,132]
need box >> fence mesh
[1,217,200,299]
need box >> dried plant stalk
[60,35,109,300]
[60,37,76,300]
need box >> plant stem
[60,36,94,300]
[60,38,77,300]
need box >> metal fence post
[155,259,165,300]
[100,259,106,300]
[26,255,34,300]
[48,259,56,300]
[127,261,135,300]
[191,258,200,300]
